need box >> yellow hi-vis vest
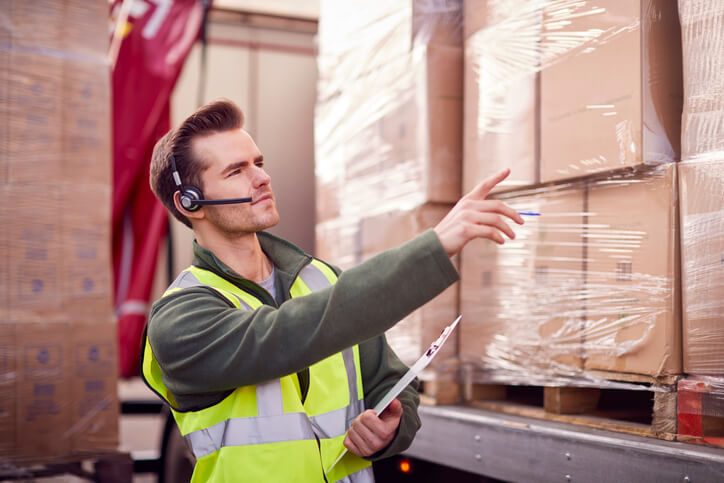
[141,260,374,482]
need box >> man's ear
[173,191,205,221]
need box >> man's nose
[252,165,271,187]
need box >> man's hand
[344,398,403,457]
[434,168,525,257]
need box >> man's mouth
[252,194,272,205]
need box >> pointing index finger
[470,168,511,200]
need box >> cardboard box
[62,185,113,318]
[584,165,681,376]
[61,59,112,185]
[324,45,463,214]
[7,52,64,184]
[359,204,458,372]
[0,185,8,317]
[460,185,585,378]
[15,321,73,460]
[71,321,119,453]
[463,0,540,194]
[679,159,724,374]
[9,0,64,50]
[8,186,62,319]
[0,49,8,185]
[316,2,464,222]
[0,322,16,460]
[529,188,586,371]
[315,217,361,270]
[679,0,724,161]
[65,0,109,56]
[459,237,507,371]
[318,0,462,74]
[540,0,683,183]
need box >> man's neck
[195,230,272,283]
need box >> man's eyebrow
[254,155,264,163]
[220,160,247,175]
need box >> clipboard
[327,315,461,472]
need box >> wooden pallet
[457,375,680,441]
[419,378,461,406]
[417,364,688,441]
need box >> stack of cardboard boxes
[676,0,724,446]
[462,0,724,401]
[315,0,723,421]
[315,0,464,377]
[0,0,118,464]
[459,0,686,384]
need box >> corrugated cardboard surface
[61,59,112,185]
[0,322,16,459]
[61,185,113,318]
[316,44,463,222]
[460,185,585,380]
[15,321,73,460]
[463,0,540,193]
[584,165,681,376]
[7,52,64,184]
[0,49,7,185]
[0,185,7,316]
[71,321,119,453]
[461,166,682,380]
[679,159,724,374]
[7,0,64,50]
[315,1,464,230]
[1,0,117,464]
[678,0,724,161]
[7,185,63,319]
[540,0,682,183]
[359,204,459,373]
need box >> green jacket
[146,229,459,460]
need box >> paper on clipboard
[327,315,461,473]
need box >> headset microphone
[170,155,253,212]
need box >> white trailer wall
[152,9,318,297]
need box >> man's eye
[255,162,264,168]
[228,169,241,177]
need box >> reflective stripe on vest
[143,259,374,482]
[184,353,364,459]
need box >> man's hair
[150,99,245,228]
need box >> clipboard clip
[425,315,461,358]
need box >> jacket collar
[191,231,313,304]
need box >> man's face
[192,129,280,235]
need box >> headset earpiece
[169,153,252,211]
[179,185,204,212]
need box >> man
[144,99,523,482]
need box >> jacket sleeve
[358,334,420,461]
[147,229,458,406]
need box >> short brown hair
[150,99,244,228]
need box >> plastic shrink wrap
[676,0,724,448]
[460,0,686,388]
[315,1,464,379]
[461,166,680,386]
[0,0,118,465]
[464,0,682,194]
[677,0,724,376]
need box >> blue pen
[517,211,540,216]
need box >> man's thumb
[380,398,402,421]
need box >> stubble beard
[205,203,280,237]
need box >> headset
[170,154,252,212]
